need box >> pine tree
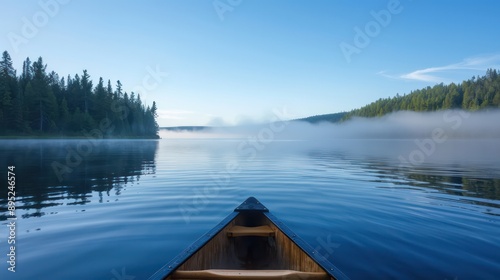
[115,80,123,99]
[0,51,16,131]
[93,77,107,121]
[68,74,81,112]
[81,70,92,114]
[31,57,49,131]
[149,101,159,137]
[0,51,16,77]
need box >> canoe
[149,197,349,280]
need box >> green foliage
[0,51,159,138]
[343,69,500,120]
[296,112,347,124]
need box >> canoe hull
[149,197,349,280]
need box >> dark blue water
[0,138,499,279]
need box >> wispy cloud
[377,70,399,80]
[380,54,500,83]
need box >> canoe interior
[166,211,331,279]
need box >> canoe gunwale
[263,211,350,280]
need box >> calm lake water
[1,137,500,279]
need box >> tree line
[296,112,347,123]
[0,50,159,138]
[343,69,500,120]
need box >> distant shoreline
[161,126,210,132]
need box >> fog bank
[160,110,500,140]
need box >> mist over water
[159,110,500,182]
[161,110,500,140]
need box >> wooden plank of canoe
[171,269,329,280]
[226,225,275,237]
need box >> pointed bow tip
[235,197,269,212]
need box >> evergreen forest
[343,69,500,119]
[0,51,159,138]
[299,69,500,123]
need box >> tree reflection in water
[0,140,158,220]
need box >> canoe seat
[171,269,329,280]
[226,225,275,237]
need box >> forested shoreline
[343,69,500,120]
[0,51,159,138]
[299,69,500,124]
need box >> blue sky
[1,0,500,126]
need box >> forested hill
[0,51,159,138]
[296,112,346,123]
[299,69,500,124]
[343,69,500,119]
